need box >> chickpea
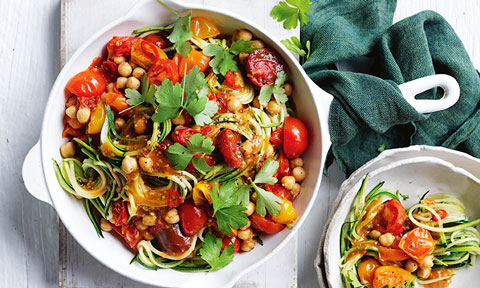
[290,157,304,168]
[251,192,257,202]
[116,77,128,89]
[292,167,306,182]
[60,141,76,158]
[281,176,296,190]
[118,62,132,77]
[76,108,90,124]
[417,267,431,279]
[192,124,201,131]
[134,117,148,134]
[100,218,112,232]
[139,156,154,173]
[236,29,253,41]
[135,220,148,231]
[240,219,251,230]
[144,232,155,241]
[379,233,394,247]
[291,183,301,198]
[253,97,263,108]
[282,83,293,96]
[107,82,115,93]
[405,259,418,273]
[172,113,186,125]
[266,100,281,115]
[251,40,264,49]
[241,239,255,252]
[369,229,381,239]
[113,56,126,64]
[420,254,434,269]
[238,52,249,65]
[121,155,138,174]
[227,97,242,112]
[114,118,125,131]
[245,201,256,216]
[237,228,253,240]
[65,106,77,119]
[126,76,141,90]
[100,92,107,103]
[164,209,180,224]
[240,141,253,155]
[142,215,157,226]
[132,67,146,79]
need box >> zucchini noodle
[137,234,198,261]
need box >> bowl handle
[398,74,460,114]
[22,141,53,206]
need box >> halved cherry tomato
[112,199,128,226]
[381,199,406,235]
[358,258,381,285]
[105,92,129,113]
[270,127,283,150]
[143,33,167,49]
[148,59,179,85]
[372,266,414,288]
[424,268,454,288]
[86,101,106,134]
[106,36,139,59]
[265,184,293,202]
[276,152,290,179]
[176,50,210,78]
[191,16,221,39]
[246,48,286,87]
[378,247,410,261]
[433,209,448,221]
[130,39,168,70]
[283,117,308,159]
[66,115,84,129]
[167,189,181,207]
[66,69,107,98]
[155,224,193,255]
[99,60,118,83]
[217,129,245,168]
[224,71,241,90]
[178,200,208,236]
[171,126,201,146]
[271,198,297,224]
[62,125,84,138]
[250,213,285,234]
[398,227,435,262]
[221,236,241,253]
[208,91,227,114]
[111,220,143,249]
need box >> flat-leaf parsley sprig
[258,71,289,107]
[166,133,215,173]
[270,0,312,30]
[248,158,284,216]
[200,233,235,271]
[203,40,257,76]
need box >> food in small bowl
[53,1,309,272]
[340,174,480,288]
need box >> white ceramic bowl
[21,0,462,287]
[323,155,480,287]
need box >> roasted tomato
[130,39,168,70]
[378,247,410,262]
[276,152,291,179]
[167,189,181,207]
[433,209,448,221]
[148,59,179,85]
[381,199,406,235]
[191,16,221,39]
[372,266,414,288]
[208,91,227,114]
[66,69,106,98]
[99,60,118,83]
[106,36,139,59]
[112,199,128,226]
[250,213,285,234]
[171,126,201,146]
[265,184,293,202]
[178,201,208,236]
[424,268,454,288]
[111,220,142,249]
[358,258,381,285]
[155,224,193,256]
[270,127,283,150]
[224,71,241,90]
[62,125,84,138]
[217,129,245,168]
[283,117,308,159]
[105,92,129,113]
[271,198,297,224]
[86,101,106,134]
[398,227,435,262]
[221,236,241,253]
[143,33,167,49]
[176,50,210,78]
[246,48,285,87]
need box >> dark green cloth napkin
[301,0,480,176]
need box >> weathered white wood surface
[1,0,479,287]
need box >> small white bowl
[323,155,480,287]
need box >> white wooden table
[1,0,479,287]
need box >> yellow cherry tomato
[193,181,213,205]
[373,266,414,288]
[271,198,297,224]
[130,39,168,70]
[86,101,106,134]
[190,17,221,39]
[357,258,381,285]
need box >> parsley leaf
[281,36,311,63]
[258,71,289,107]
[210,180,249,235]
[250,158,284,216]
[125,89,144,107]
[200,233,235,271]
[186,133,215,154]
[166,134,215,171]
[193,100,218,126]
[203,40,255,76]
[236,182,251,206]
[151,79,183,123]
[167,11,193,58]
[270,0,312,30]
[165,143,193,170]
[123,74,156,112]
[192,157,215,174]
[254,158,280,185]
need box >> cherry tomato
[270,127,283,150]
[357,258,381,285]
[433,209,448,221]
[424,268,454,288]
[372,266,414,288]
[99,60,118,83]
[111,220,143,249]
[250,213,285,234]
[178,201,208,236]
[172,126,201,146]
[130,39,168,70]
[246,48,286,87]
[221,236,241,253]
[155,223,193,255]
[398,227,435,262]
[265,184,293,202]
[143,33,167,49]
[190,17,221,39]
[276,152,290,179]
[148,59,180,85]
[176,50,210,78]
[378,247,410,261]
[66,69,106,98]
[167,189,181,207]
[217,129,245,168]
[112,199,128,226]
[66,115,84,129]
[283,117,308,159]
[62,125,84,138]
[271,198,297,224]
[86,101,106,134]
[382,199,406,235]
[224,71,241,90]
[106,36,139,59]
[208,91,227,114]
[105,92,129,113]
